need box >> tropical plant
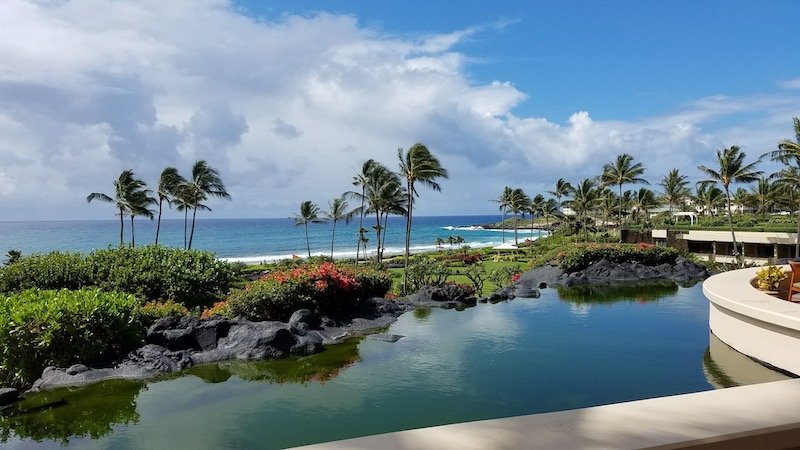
[398,143,448,294]
[492,186,514,243]
[86,170,150,246]
[754,265,787,291]
[4,250,21,266]
[548,178,573,211]
[508,188,531,245]
[698,146,762,262]
[349,159,377,266]
[732,188,753,215]
[692,182,725,217]
[294,201,325,258]
[182,160,231,250]
[772,167,800,257]
[357,161,404,263]
[565,178,599,242]
[600,154,649,237]
[529,193,546,231]
[750,177,778,216]
[631,188,658,224]
[323,196,354,259]
[154,167,186,245]
[659,169,690,215]
[126,186,156,247]
[542,198,559,229]
[765,118,800,256]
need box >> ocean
[0,215,547,264]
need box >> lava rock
[0,388,19,406]
[66,364,89,375]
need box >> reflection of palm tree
[155,167,186,245]
[87,170,149,246]
[698,146,761,262]
[601,154,648,239]
[183,160,231,250]
[398,143,448,293]
[294,200,324,258]
[323,196,354,259]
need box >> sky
[0,0,799,221]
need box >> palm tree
[659,169,690,215]
[154,167,186,245]
[765,118,800,255]
[359,162,403,263]
[323,196,354,259]
[698,146,762,262]
[127,188,156,247]
[398,143,448,293]
[87,170,148,246]
[529,194,546,236]
[772,167,800,257]
[597,186,617,229]
[508,188,530,245]
[601,154,649,239]
[565,178,599,242]
[750,177,777,217]
[294,201,325,258]
[492,187,513,243]
[692,182,725,218]
[542,198,559,230]
[548,178,573,211]
[631,188,658,224]
[173,184,195,249]
[349,159,377,266]
[183,160,231,250]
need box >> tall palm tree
[731,188,752,215]
[398,143,448,293]
[87,170,148,246]
[359,162,403,263]
[492,186,514,243]
[772,167,800,257]
[323,196,354,259]
[127,188,156,247]
[154,167,186,245]
[632,188,658,224]
[508,188,530,245]
[565,178,599,242]
[529,193,546,236]
[765,117,800,256]
[183,160,231,250]
[548,178,573,211]
[698,146,762,262]
[750,177,777,217]
[349,159,377,266]
[294,200,325,258]
[659,169,690,215]
[601,154,649,239]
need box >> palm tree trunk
[501,208,506,243]
[513,213,518,245]
[188,207,197,250]
[130,216,136,247]
[723,187,741,265]
[618,184,623,242]
[330,219,337,259]
[155,199,163,245]
[183,209,188,249]
[305,222,311,258]
[381,212,389,260]
[119,207,125,246]
[355,189,364,267]
[403,181,413,294]
[374,210,382,263]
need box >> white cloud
[778,78,800,90]
[0,0,798,220]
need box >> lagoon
[1,282,790,449]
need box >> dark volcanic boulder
[0,388,19,406]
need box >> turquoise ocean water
[0,215,546,263]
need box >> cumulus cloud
[0,0,798,220]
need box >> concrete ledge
[295,379,800,449]
[703,266,800,375]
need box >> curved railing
[703,266,800,376]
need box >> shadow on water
[556,280,679,304]
[0,338,364,444]
[702,332,795,389]
[0,379,145,445]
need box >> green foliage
[0,246,234,308]
[86,246,233,308]
[0,252,90,292]
[462,263,486,294]
[405,257,450,293]
[228,279,314,322]
[754,265,788,290]
[138,300,190,327]
[486,266,521,289]
[4,250,21,266]
[0,289,143,388]
[558,243,680,273]
[354,270,393,301]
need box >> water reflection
[556,281,679,304]
[703,332,794,389]
[184,337,363,385]
[0,379,145,445]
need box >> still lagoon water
[1,282,791,449]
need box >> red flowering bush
[460,253,482,265]
[202,300,233,319]
[229,262,391,321]
[511,273,521,283]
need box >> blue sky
[0,0,798,220]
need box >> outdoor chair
[788,261,800,302]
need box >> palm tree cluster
[493,117,800,260]
[87,160,230,249]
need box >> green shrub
[405,257,450,293]
[559,243,679,273]
[0,252,89,292]
[138,300,190,327]
[86,246,233,308]
[0,289,143,388]
[354,270,393,300]
[227,279,314,322]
